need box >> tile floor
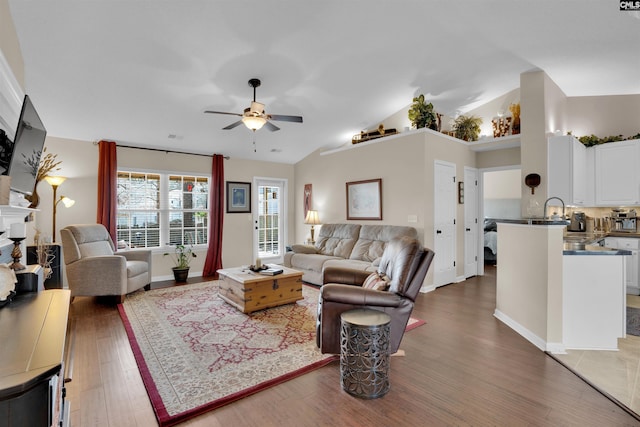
[555,295,640,415]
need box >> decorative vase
[512,117,521,135]
[172,267,189,282]
[27,179,41,208]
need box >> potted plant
[452,115,483,141]
[408,94,438,130]
[164,244,197,282]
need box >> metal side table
[340,308,391,399]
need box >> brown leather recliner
[317,236,435,354]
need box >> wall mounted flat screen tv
[6,95,47,195]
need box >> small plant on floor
[164,244,197,269]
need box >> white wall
[483,168,521,219]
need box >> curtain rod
[93,141,229,159]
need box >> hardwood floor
[65,267,640,426]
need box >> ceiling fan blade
[223,120,244,130]
[268,114,303,123]
[204,110,243,117]
[264,121,280,132]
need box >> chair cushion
[127,260,148,278]
[362,272,391,291]
[315,224,360,258]
[350,225,419,261]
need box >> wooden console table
[0,290,71,426]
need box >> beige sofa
[283,224,418,285]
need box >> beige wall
[0,0,24,88]
[567,94,640,139]
[294,129,481,284]
[40,137,294,280]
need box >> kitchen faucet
[543,197,565,220]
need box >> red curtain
[203,154,224,278]
[96,140,117,244]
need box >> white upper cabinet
[548,135,588,206]
[595,140,640,206]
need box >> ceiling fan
[205,78,303,132]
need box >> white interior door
[253,177,288,265]
[434,160,456,287]
[464,167,479,278]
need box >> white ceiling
[8,1,640,164]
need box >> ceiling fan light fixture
[242,115,266,131]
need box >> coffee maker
[568,211,586,232]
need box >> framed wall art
[304,183,312,219]
[226,181,251,213]
[346,178,382,220]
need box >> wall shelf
[321,128,520,156]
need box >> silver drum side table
[340,308,391,399]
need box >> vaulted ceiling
[8,1,640,163]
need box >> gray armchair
[60,224,152,303]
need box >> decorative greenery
[22,146,61,180]
[408,94,438,130]
[577,133,638,147]
[452,115,483,141]
[508,103,520,121]
[164,244,197,269]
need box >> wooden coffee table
[217,266,304,314]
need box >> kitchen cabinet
[604,237,640,295]
[548,135,588,206]
[595,140,640,206]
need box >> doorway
[253,177,288,265]
[478,166,521,274]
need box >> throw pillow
[362,272,391,291]
[291,244,318,254]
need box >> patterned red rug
[118,281,425,427]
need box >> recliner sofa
[283,223,418,285]
[316,236,435,354]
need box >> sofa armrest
[320,283,403,307]
[119,249,152,264]
[290,244,318,254]
[323,267,371,286]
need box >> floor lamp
[44,176,75,243]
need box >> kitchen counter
[494,221,626,353]
[490,219,635,255]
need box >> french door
[253,177,288,265]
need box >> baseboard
[493,309,559,352]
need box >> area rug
[627,306,640,336]
[118,282,425,426]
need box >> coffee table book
[217,266,303,314]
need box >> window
[117,171,209,249]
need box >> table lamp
[304,210,320,244]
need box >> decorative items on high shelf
[576,132,640,147]
[164,243,197,282]
[452,115,483,141]
[408,94,438,130]
[509,103,521,135]
[352,124,398,144]
[23,147,61,208]
[491,116,512,138]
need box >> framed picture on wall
[304,183,312,219]
[226,181,251,213]
[346,178,382,220]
